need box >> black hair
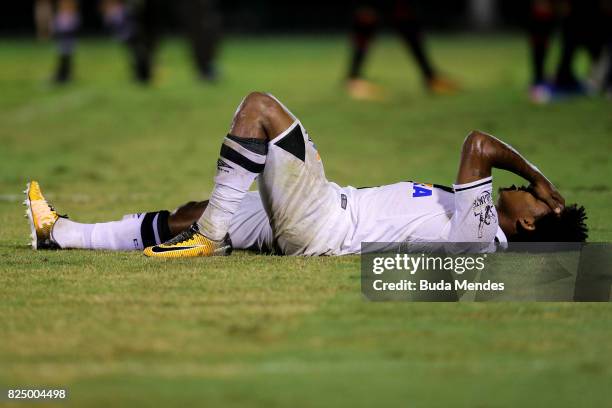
[510,186,588,242]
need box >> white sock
[52,211,173,250]
[52,218,95,249]
[197,135,267,241]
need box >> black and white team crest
[472,190,496,238]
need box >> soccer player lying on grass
[25,92,588,257]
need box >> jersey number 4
[412,183,433,198]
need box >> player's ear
[518,217,536,231]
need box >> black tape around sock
[227,134,268,155]
[156,210,173,243]
[141,212,157,248]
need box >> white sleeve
[228,192,274,253]
[448,176,498,243]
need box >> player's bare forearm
[456,130,542,184]
[456,130,565,213]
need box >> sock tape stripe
[220,145,265,173]
[141,212,157,248]
[156,211,173,243]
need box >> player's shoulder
[452,176,493,193]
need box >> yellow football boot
[24,181,61,249]
[143,224,232,258]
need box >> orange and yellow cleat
[24,181,61,249]
[143,224,232,258]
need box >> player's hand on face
[531,177,565,216]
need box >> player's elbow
[462,130,490,158]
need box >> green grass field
[1,35,612,407]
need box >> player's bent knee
[242,91,277,113]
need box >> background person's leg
[528,0,556,85]
[125,0,161,83]
[391,0,459,94]
[554,0,596,92]
[34,0,54,41]
[346,5,387,100]
[178,0,221,81]
[347,6,379,81]
[527,0,558,103]
[391,0,434,82]
[53,0,80,83]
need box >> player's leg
[254,96,352,255]
[35,0,54,41]
[347,5,379,80]
[195,92,293,240]
[527,0,556,102]
[54,202,209,250]
[346,5,386,101]
[25,180,178,250]
[144,92,293,257]
[125,0,161,83]
[216,94,353,255]
[25,180,215,251]
[146,92,350,257]
[529,0,555,84]
[25,180,273,252]
[177,0,221,81]
[390,0,459,94]
[391,0,433,81]
[554,0,588,92]
[53,0,80,84]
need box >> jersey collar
[494,227,508,249]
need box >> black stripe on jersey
[454,179,492,192]
[275,124,305,162]
[433,183,454,193]
[358,182,454,192]
[220,144,265,173]
[141,212,157,247]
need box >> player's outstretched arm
[456,130,565,214]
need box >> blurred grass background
[1,35,611,407]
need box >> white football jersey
[339,176,507,254]
[228,176,506,255]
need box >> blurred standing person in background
[346,0,460,101]
[35,0,130,84]
[592,0,612,97]
[554,0,604,94]
[526,0,559,103]
[34,0,54,40]
[127,0,221,84]
[527,0,612,103]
